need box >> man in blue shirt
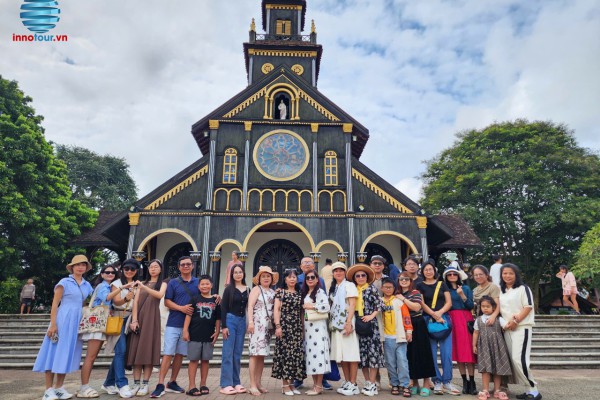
[151,256,199,398]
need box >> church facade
[79,0,480,290]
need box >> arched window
[223,148,237,184]
[324,150,338,186]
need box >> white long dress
[304,288,331,375]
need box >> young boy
[381,277,414,396]
[182,275,221,396]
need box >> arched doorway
[365,243,394,276]
[164,242,193,278]
[253,239,303,286]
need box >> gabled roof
[191,65,370,158]
[428,214,483,249]
[352,158,422,213]
[69,211,122,248]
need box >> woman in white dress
[328,262,361,396]
[302,270,331,395]
[247,266,277,396]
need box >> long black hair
[93,263,119,287]
[222,263,247,313]
[301,270,322,304]
[500,263,525,293]
[145,259,164,289]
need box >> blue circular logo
[20,0,61,34]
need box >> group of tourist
[33,253,547,400]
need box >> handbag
[427,282,452,340]
[354,311,374,336]
[260,287,275,333]
[105,315,124,335]
[78,288,110,335]
[467,320,475,334]
[305,309,329,321]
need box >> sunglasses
[371,262,383,266]
[305,275,317,281]
[103,270,116,275]
[446,273,458,276]
[399,277,411,281]
[122,267,138,272]
[355,273,367,278]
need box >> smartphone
[50,333,59,343]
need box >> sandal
[200,386,209,395]
[392,386,401,395]
[219,386,237,395]
[258,386,269,393]
[186,388,202,396]
[76,387,99,398]
[306,385,323,396]
[410,386,420,396]
[234,385,247,394]
[248,387,262,396]
[420,388,431,397]
[494,391,508,400]
[478,390,490,400]
[403,387,412,398]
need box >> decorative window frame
[223,148,238,184]
[324,150,338,186]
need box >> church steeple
[244,1,322,87]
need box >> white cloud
[1,0,598,200]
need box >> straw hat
[442,263,468,281]
[346,263,375,284]
[66,254,92,274]
[252,266,279,286]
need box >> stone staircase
[0,314,598,369]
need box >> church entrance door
[253,239,303,286]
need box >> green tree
[573,222,600,290]
[55,145,137,211]
[421,120,600,305]
[0,75,97,304]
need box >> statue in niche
[278,100,287,120]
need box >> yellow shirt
[383,297,396,336]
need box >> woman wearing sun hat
[247,266,277,395]
[328,262,361,396]
[347,263,385,397]
[33,255,94,400]
[444,262,477,394]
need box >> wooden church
[74,0,481,290]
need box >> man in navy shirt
[297,257,326,288]
[151,256,199,398]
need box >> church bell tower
[244,0,322,87]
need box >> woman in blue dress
[33,255,94,400]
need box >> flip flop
[420,388,431,397]
[200,386,209,395]
[186,388,202,396]
[234,385,247,394]
[219,386,236,395]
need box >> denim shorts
[163,326,188,356]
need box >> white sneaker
[339,383,359,396]
[363,382,378,397]
[337,381,350,394]
[101,385,119,395]
[129,384,140,396]
[118,386,133,399]
[443,383,461,396]
[43,388,59,400]
[125,369,133,375]
[136,384,149,396]
[434,382,443,395]
[54,388,73,399]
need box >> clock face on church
[253,130,310,181]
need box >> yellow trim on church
[352,169,412,213]
[144,165,209,211]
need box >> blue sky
[1,0,599,202]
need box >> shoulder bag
[260,287,275,333]
[78,286,110,335]
[427,281,452,340]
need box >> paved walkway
[2,367,597,400]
